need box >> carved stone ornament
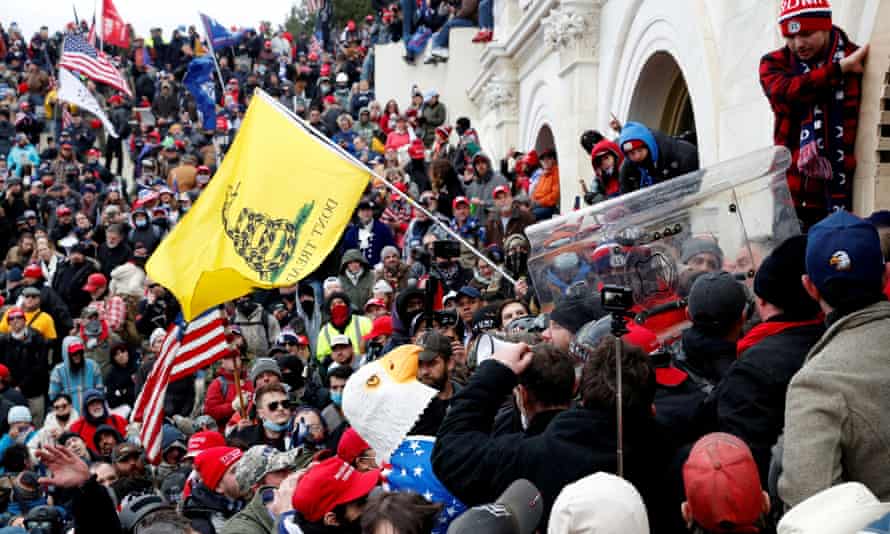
[541,7,589,49]
[482,80,518,112]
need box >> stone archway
[627,51,696,140]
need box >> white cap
[777,483,890,534]
[547,472,649,534]
[330,334,352,348]
[442,290,458,306]
[373,279,394,294]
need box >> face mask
[330,302,349,327]
[262,419,289,433]
[237,300,255,315]
[330,391,342,407]
[301,299,315,315]
[135,218,148,228]
[506,251,528,275]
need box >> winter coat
[70,412,128,454]
[432,360,664,527]
[531,165,560,208]
[780,301,890,506]
[51,258,99,318]
[337,250,375,313]
[109,262,146,298]
[618,122,699,193]
[464,155,508,225]
[203,369,255,429]
[714,319,824,483]
[0,327,49,398]
[232,303,281,358]
[96,242,131,278]
[183,482,244,534]
[220,487,275,534]
[28,409,78,455]
[342,219,396,267]
[48,336,104,413]
[485,208,535,250]
[421,102,447,146]
[105,355,136,410]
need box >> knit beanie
[7,406,31,425]
[550,295,605,334]
[249,357,282,383]
[778,0,832,37]
[753,235,820,318]
[194,446,243,490]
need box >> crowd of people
[0,0,884,533]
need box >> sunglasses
[265,400,292,412]
[53,402,69,410]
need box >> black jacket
[182,483,244,534]
[96,242,132,278]
[0,328,49,398]
[52,258,98,318]
[619,130,699,193]
[228,423,287,452]
[432,360,663,527]
[714,320,825,482]
[677,326,737,387]
[105,357,135,409]
[9,283,75,336]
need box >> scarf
[795,28,849,209]
[736,318,823,357]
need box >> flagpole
[255,89,518,287]
[97,0,103,51]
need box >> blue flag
[184,56,217,131]
[387,436,466,534]
[200,13,243,49]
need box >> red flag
[101,0,129,48]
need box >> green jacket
[220,486,275,534]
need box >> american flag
[387,436,466,533]
[61,105,73,130]
[132,308,228,463]
[59,33,131,97]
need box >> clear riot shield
[525,146,798,341]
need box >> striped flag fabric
[132,308,228,463]
[61,105,73,130]
[59,33,131,96]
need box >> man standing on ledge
[759,0,868,229]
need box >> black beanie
[550,295,605,334]
[754,235,820,319]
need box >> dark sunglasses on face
[265,400,292,412]
[53,402,68,410]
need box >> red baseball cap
[194,446,243,490]
[68,341,85,354]
[362,315,393,341]
[186,430,226,459]
[452,196,470,209]
[23,264,43,280]
[56,205,72,216]
[492,185,511,199]
[324,94,337,105]
[337,428,370,464]
[363,297,387,312]
[0,364,9,380]
[291,457,380,522]
[108,94,123,105]
[87,148,101,157]
[6,307,25,320]
[82,272,108,292]
[683,433,764,533]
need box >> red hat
[363,297,387,312]
[337,428,370,464]
[174,139,185,150]
[492,185,511,199]
[68,341,85,354]
[347,20,356,31]
[291,457,380,522]
[194,446,243,490]
[41,176,55,186]
[185,431,226,459]
[621,139,647,154]
[90,118,102,129]
[82,272,108,292]
[452,196,470,209]
[264,40,272,49]
[87,148,101,157]
[778,0,832,37]
[320,64,331,77]
[295,334,310,346]
[197,165,211,173]
[365,14,375,22]
[308,52,318,61]
[215,116,229,130]
[56,205,72,216]
[6,307,25,321]
[23,264,42,280]
[323,94,337,105]
[362,315,393,341]
[683,433,764,533]
[0,364,9,380]
[524,149,539,167]
[108,94,123,105]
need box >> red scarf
[736,318,822,357]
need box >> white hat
[330,334,352,348]
[547,472,649,534]
[7,405,31,425]
[149,328,167,347]
[777,483,890,534]
[373,279,394,294]
[442,290,458,306]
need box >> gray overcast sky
[10,0,299,41]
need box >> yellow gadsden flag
[146,90,370,320]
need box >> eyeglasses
[52,402,69,410]
[265,400,292,412]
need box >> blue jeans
[479,0,494,30]
[432,17,476,49]
[361,51,374,83]
[401,0,416,48]
[533,206,557,220]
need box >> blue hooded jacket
[618,121,660,188]
[48,336,104,413]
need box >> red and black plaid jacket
[759,28,861,215]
